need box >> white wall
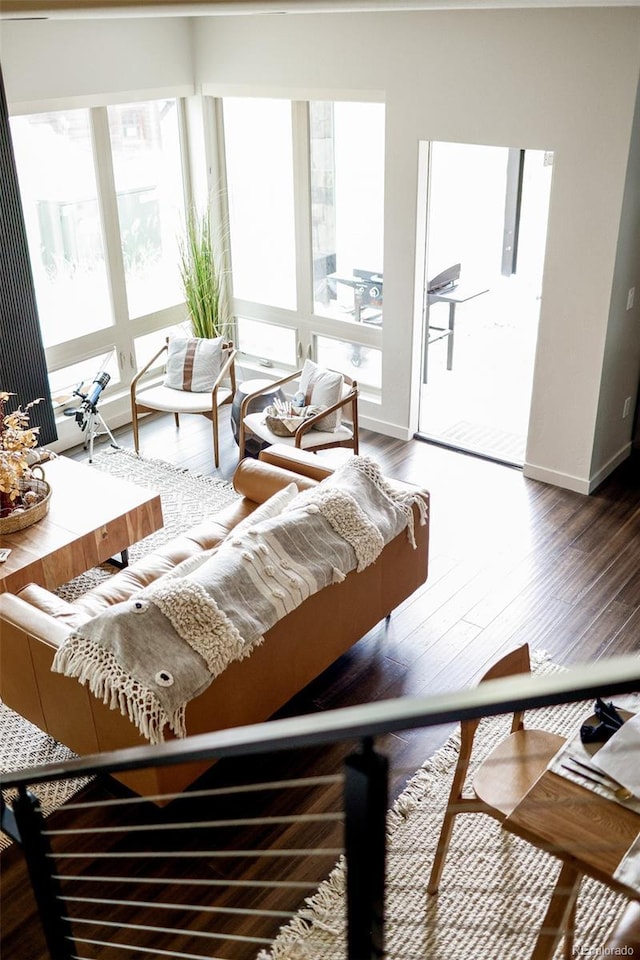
[590,77,640,488]
[0,18,195,109]
[194,7,640,490]
[2,9,640,490]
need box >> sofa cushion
[71,514,239,619]
[232,482,299,536]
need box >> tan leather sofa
[0,446,429,797]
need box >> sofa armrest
[233,456,319,503]
[258,444,336,481]
[0,590,75,649]
[259,446,430,506]
[0,590,103,755]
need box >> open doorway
[417,141,553,466]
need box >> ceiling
[2,0,639,19]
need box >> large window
[222,97,385,393]
[11,109,112,347]
[315,334,382,390]
[310,101,385,327]
[10,93,386,447]
[236,317,298,368]
[10,99,189,421]
[108,100,185,319]
[223,98,297,310]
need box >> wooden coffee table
[0,456,163,594]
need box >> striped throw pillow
[164,337,223,393]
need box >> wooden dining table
[504,764,640,959]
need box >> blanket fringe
[52,635,183,743]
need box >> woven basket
[0,468,51,534]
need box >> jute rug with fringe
[259,658,639,960]
[1,447,239,850]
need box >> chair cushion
[299,359,344,431]
[164,337,223,392]
[244,411,354,449]
[136,384,232,414]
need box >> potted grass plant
[178,205,231,340]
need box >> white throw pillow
[299,359,344,432]
[232,482,299,536]
[164,337,223,393]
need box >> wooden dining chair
[428,643,566,895]
[603,902,640,953]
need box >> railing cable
[63,894,296,919]
[44,811,343,836]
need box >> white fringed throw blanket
[52,457,427,743]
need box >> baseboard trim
[522,462,591,494]
[587,442,632,493]
[524,442,632,495]
[359,416,411,441]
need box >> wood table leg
[531,861,581,960]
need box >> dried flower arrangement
[0,391,43,518]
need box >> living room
[1,3,640,959]
[2,4,640,492]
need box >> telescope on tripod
[63,369,119,462]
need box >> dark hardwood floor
[2,408,640,959]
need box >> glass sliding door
[418,141,553,466]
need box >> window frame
[9,95,195,421]
[218,96,384,397]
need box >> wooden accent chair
[130,339,236,468]
[237,367,359,461]
[428,643,566,895]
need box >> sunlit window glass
[108,100,185,319]
[223,98,296,310]
[134,325,185,372]
[315,334,381,390]
[48,349,119,408]
[10,110,111,348]
[310,102,385,327]
[237,317,297,367]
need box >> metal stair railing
[1,654,639,960]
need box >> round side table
[230,378,285,458]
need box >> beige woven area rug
[260,658,638,960]
[1,447,239,850]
